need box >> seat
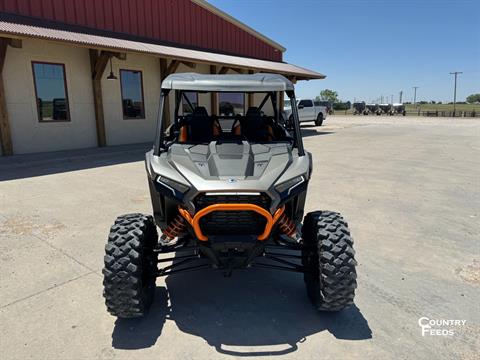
[179,107,221,142]
[235,107,274,142]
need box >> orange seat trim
[232,122,242,135]
[213,122,221,136]
[178,204,285,241]
[178,125,188,142]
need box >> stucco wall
[102,53,159,146]
[1,39,217,154]
[1,39,279,154]
[3,38,97,154]
[103,59,212,146]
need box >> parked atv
[379,104,394,115]
[102,73,357,318]
[366,103,381,115]
[353,101,368,115]
[393,103,407,116]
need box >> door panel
[298,100,314,121]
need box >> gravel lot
[1,116,479,359]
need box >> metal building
[0,0,324,155]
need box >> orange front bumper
[178,204,285,241]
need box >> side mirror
[298,104,304,109]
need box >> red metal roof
[0,0,283,61]
[0,21,325,79]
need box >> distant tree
[438,101,442,104]
[333,101,350,110]
[466,94,480,103]
[319,89,339,103]
[431,100,436,104]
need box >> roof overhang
[162,73,295,92]
[0,21,325,80]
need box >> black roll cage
[154,89,304,156]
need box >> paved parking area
[1,116,479,359]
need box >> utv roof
[161,73,295,92]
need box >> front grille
[194,193,271,236]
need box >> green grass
[331,103,480,116]
[404,103,480,112]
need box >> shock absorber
[277,213,297,238]
[161,213,187,241]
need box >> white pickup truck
[283,98,327,126]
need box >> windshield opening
[163,90,296,146]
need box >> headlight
[275,175,305,196]
[157,176,190,195]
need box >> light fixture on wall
[107,58,117,80]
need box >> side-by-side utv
[393,103,407,116]
[379,103,394,115]
[366,103,381,115]
[353,101,367,115]
[102,73,357,318]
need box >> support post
[159,58,172,127]
[278,92,284,115]
[89,49,111,147]
[248,70,254,109]
[210,65,218,115]
[0,38,13,155]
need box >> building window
[182,92,198,115]
[32,62,70,122]
[219,92,245,116]
[120,69,145,119]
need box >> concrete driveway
[1,116,479,359]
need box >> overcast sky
[209,0,480,103]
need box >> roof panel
[161,73,295,91]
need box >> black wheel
[301,211,357,311]
[103,213,158,318]
[315,113,324,126]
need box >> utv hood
[168,141,291,184]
